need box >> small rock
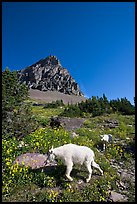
[45,161,58,167]
[120,171,131,181]
[109,191,128,202]
[119,161,124,166]
[127,124,132,127]
[116,181,127,189]
[71,132,79,138]
[111,164,119,170]
[77,180,83,184]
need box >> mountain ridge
[17,55,84,97]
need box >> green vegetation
[60,94,135,118]
[2,69,135,202]
[2,68,37,140]
[43,99,64,108]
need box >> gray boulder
[109,191,128,202]
[13,153,57,169]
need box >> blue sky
[2,2,135,104]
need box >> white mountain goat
[100,134,112,151]
[45,144,103,183]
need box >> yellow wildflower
[6,149,10,154]
[36,142,39,146]
[6,161,11,166]
[22,161,25,165]
[13,168,17,173]
[19,168,22,172]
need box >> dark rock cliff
[17,55,84,96]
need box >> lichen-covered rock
[13,153,57,169]
[17,55,84,96]
[109,191,128,202]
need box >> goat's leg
[65,162,73,181]
[85,162,92,183]
[92,161,103,175]
[103,143,106,151]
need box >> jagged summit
[33,55,61,67]
[17,55,84,96]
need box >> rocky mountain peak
[36,55,61,67]
[17,56,84,96]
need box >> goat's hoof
[86,179,90,183]
[67,179,73,182]
[66,176,73,182]
[69,178,73,182]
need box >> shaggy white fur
[46,143,103,183]
[100,134,112,151]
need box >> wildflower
[67,188,71,192]
[5,158,10,161]
[13,168,18,173]
[18,141,25,148]
[6,149,11,154]
[100,196,105,201]
[22,161,25,165]
[6,161,11,166]
[19,168,22,172]
[36,142,39,146]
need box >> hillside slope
[29,89,86,104]
[2,104,135,202]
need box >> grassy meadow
[2,102,135,202]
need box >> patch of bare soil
[29,89,86,104]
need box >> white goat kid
[46,144,103,183]
[100,134,112,151]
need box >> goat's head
[100,135,104,141]
[45,146,55,164]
